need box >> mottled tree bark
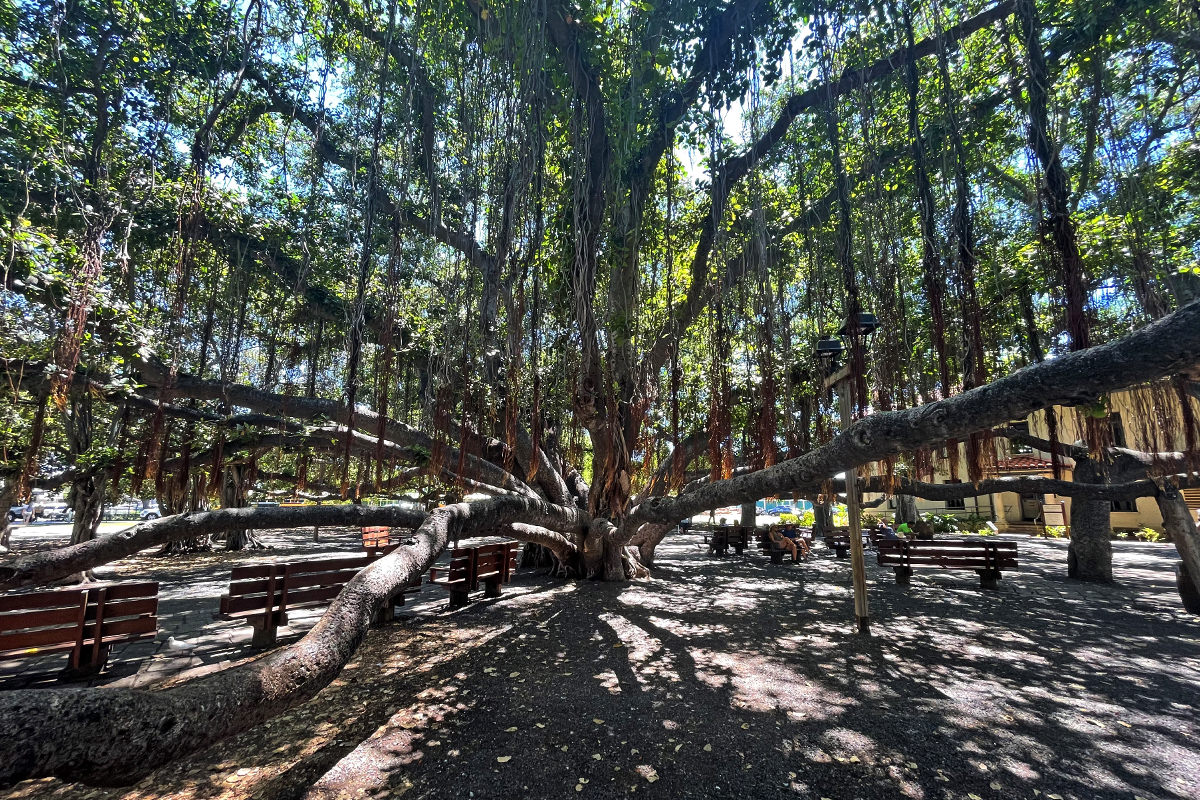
[1156,485,1200,613]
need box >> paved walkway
[2,531,1198,800]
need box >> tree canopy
[2,0,1200,785]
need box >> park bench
[362,525,399,557]
[0,581,159,676]
[705,526,751,556]
[759,526,812,563]
[824,534,851,559]
[218,556,420,647]
[876,538,1018,589]
[428,541,519,610]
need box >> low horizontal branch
[630,298,1200,525]
[0,504,426,590]
[0,495,587,786]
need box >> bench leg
[251,620,279,649]
[894,566,913,586]
[770,549,784,564]
[484,579,502,599]
[448,589,470,610]
[835,547,849,559]
[978,570,1002,590]
[65,643,110,678]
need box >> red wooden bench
[429,541,518,610]
[362,526,394,557]
[0,582,159,676]
[877,538,1018,589]
[218,556,420,647]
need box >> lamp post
[816,312,879,635]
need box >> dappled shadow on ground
[4,535,1198,800]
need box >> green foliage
[1044,525,1068,539]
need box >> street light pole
[816,311,880,636]
[838,383,871,635]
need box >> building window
[1009,420,1033,454]
[1111,499,1135,512]
[945,480,966,510]
[1109,412,1127,448]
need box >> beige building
[873,385,1200,533]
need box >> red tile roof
[995,456,1056,472]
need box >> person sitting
[876,521,900,540]
[896,521,913,537]
[781,522,812,560]
[769,525,801,562]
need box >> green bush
[958,514,992,533]
[798,510,815,527]
[926,513,962,533]
[779,513,798,525]
[1139,527,1165,543]
[1043,525,1068,538]
[860,512,883,529]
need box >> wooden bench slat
[86,596,158,620]
[0,626,86,651]
[82,615,157,640]
[0,589,89,613]
[0,605,91,630]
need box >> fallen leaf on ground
[703,744,712,752]
[496,756,511,763]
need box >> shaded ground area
[0,523,382,688]
[3,533,1199,800]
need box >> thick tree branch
[630,298,1200,525]
[0,496,586,786]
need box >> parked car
[104,500,159,521]
[8,506,25,522]
[40,502,72,520]
[765,505,794,515]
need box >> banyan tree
[1,0,1199,785]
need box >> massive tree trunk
[1066,460,1112,582]
[893,493,921,526]
[741,501,756,530]
[1156,485,1200,614]
[1067,498,1113,582]
[221,464,264,550]
[0,476,15,553]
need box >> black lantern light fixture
[815,336,845,376]
[837,311,881,347]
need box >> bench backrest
[221,557,372,617]
[0,582,158,659]
[438,547,478,587]
[362,526,391,548]
[82,582,159,649]
[877,539,1018,570]
[0,587,89,657]
[474,541,519,583]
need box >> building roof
[994,456,1057,472]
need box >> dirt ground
[3,532,1198,800]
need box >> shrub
[926,513,962,533]
[779,513,798,525]
[798,510,815,527]
[1139,527,1165,543]
[1043,525,1068,538]
[955,514,992,533]
[860,512,883,529]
